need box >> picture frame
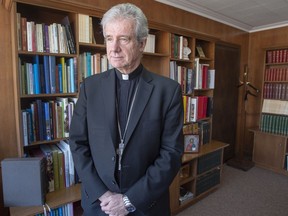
[196,46,206,58]
[184,134,200,153]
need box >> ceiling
[155,0,288,32]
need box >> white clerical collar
[122,74,129,80]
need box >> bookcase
[252,47,288,176]
[8,1,228,215]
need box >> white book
[208,69,215,89]
[194,58,200,89]
[36,23,44,52]
[144,34,156,53]
[78,14,90,43]
[26,21,33,51]
[262,99,288,115]
[22,110,28,146]
[190,97,198,122]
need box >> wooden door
[212,43,240,161]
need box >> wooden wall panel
[0,5,18,215]
[0,5,18,161]
[244,27,288,154]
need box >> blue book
[26,108,34,143]
[33,55,40,94]
[43,55,51,94]
[49,56,56,94]
[44,102,51,141]
[68,58,75,93]
[36,99,44,141]
[86,52,91,77]
[58,63,63,93]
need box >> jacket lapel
[125,70,153,144]
[100,69,118,148]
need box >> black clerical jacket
[69,67,184,216]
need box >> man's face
[104,18,146,74]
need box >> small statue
[183,37,191,60]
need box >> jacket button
[112,156,116,161]
[112,181,116,185]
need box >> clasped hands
[99,191,129,216]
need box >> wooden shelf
[182,140,228,164]
[10,184,81,216]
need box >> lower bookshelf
[10,141,228,216]
[9,183,81,216]
[170,140,229,215]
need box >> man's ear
[139,38,147,52]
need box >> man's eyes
[105,36,131,44]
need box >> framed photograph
[184,134,200,153]
[196,46,206,58]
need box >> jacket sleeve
[126,83,184,212]
[69,80,108,204]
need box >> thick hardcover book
[1,157,46,206]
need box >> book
[40,145,55,192]
[50,145,65,189]
[190,97,198,122]
[144,33,156,53]
[56,97,69,137]
[207,69,215,89]
[198,120,210,145]
[58,140,75,186]
[62,16,76,54]
[57,142,70,187]
[262,99,288,115]
[78,14,90,43]
[179,187,194,204]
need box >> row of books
[266,49,288,64]
[171,34,190,60]
[21,97,77,145]
[169,61,215,94]
[19,56,78,95]
[35,203,74,216]
[264,67,288,81]
[78,14,96,44]
[17,13,76,54]
[183,120,211,146]
[79,52,112,80]
[259,113,288,135]
[263,83,288,100]
[170,62,194,94]
[183,95,213,123]
[27,141,76,193]
[262,99,288,115]
[194,58,215,89]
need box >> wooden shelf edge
[182,140,229,163]
[10,184,81,216]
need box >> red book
[21,17,27,51]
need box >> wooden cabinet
[8,1,228,215]
[170,140,228,215]
[253,131,287,173]
[251,47,288,176]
